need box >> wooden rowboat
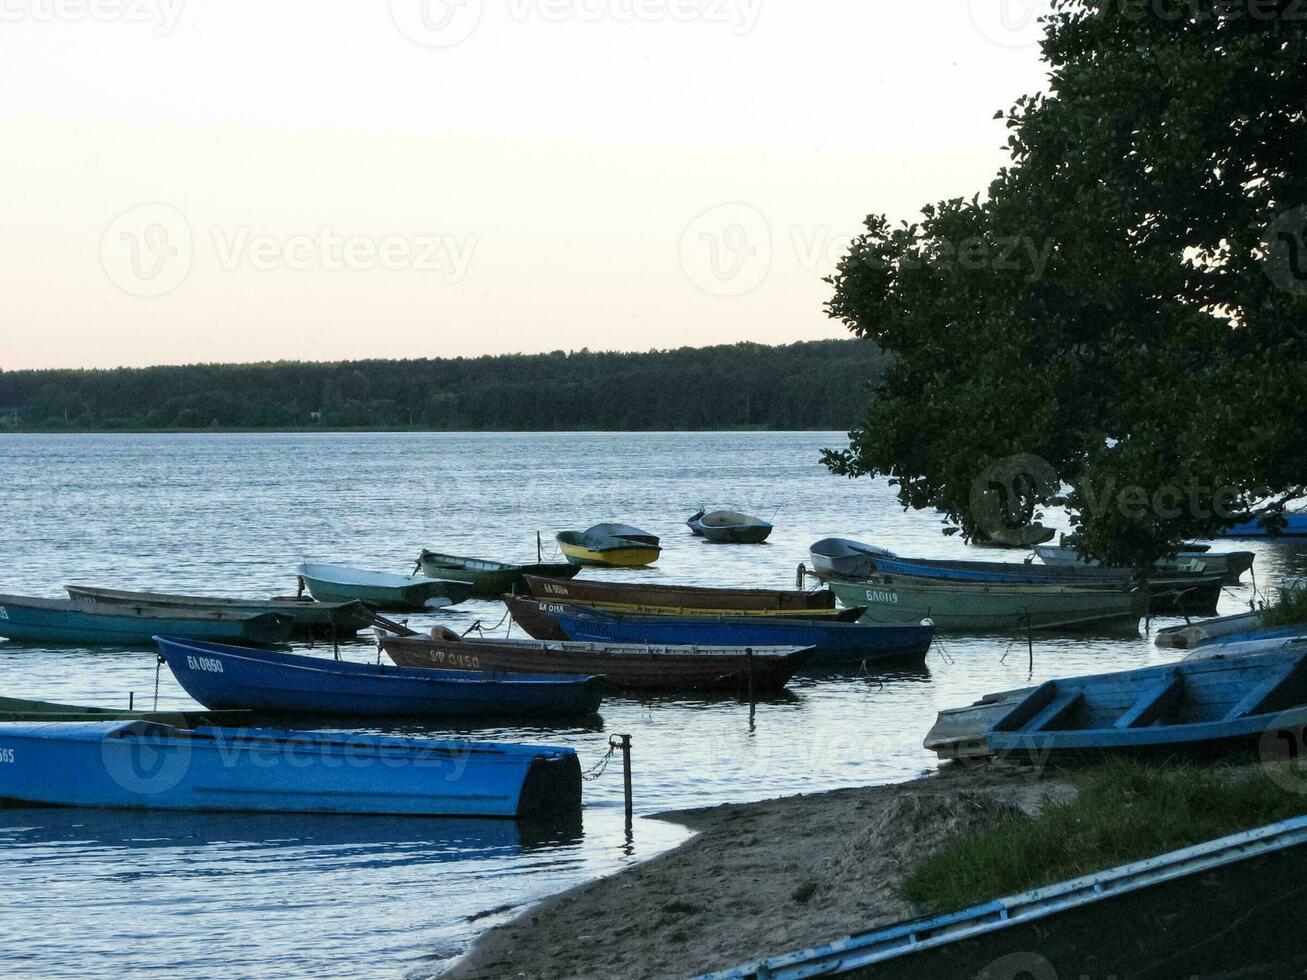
[556,524,661,567]
[297,563,474,611]
[0,694,251,727]
[157,637,604,718]
[522,574,835,613]
[0,594,293,647]
[415,550,579,598]
[686,510,773,544]
[65,585,375,638]
[0,721,581,818]
[383,630,811,695]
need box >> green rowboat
[0,695,251,726]
[826,574,1145,633]
[415,551,580,599]
[297,563,475,612]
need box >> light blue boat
[157,637,605,718]
[0,594,293,647]
[0,721,581,818]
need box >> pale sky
[0,0,1053,370]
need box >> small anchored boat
[383,629,811,696]
[807,538,896,580]
[65,585,376,638]
[686,510,773,544]
[503,596,934,668]
[556,524,661,568]
[156,637,604,718]
[0,721,581,818]
[415,550,579,598]
[0,594,293,647]
[296,563,475,611]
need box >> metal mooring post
[616,733,633,829]
[745,647,755,706]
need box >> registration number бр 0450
[864,589,898,605]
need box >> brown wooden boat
[382,629,812,695]
[520,574,835,613]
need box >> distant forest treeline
[0,341,886,432]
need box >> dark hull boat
[156,637,604,718]
[0,721,581,818]
[0,694,250,727]
[383,631,811,695]
[503,596,933,668]
[928,649,1307,761]
[65,585,375,638]
[522,575,835,614]
[415,551,579,598]
[0,594,293,647]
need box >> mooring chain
[581,741,617,782]
[154,653,164,711]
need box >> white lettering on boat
[538,602,567,613]
[0,606,7,620]
[426,651,481,670]
[0,748,14,763]
[865,590,898,605]
[541,582,567,596]
[186,655,224,674]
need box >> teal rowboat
[415,551,579,599]
[0,694,251,727]
[65,585,376,638]
[825,575,1145,633]
[0,594,293,646]
[297,563,475,611]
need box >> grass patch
[1262,586,1307,628]
[902,760,1307,913]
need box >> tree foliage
[824,0,1307,566]
[0,340,885,433]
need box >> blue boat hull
[547,609,933,667]
[157,637,604,718]
[0,721,580,818]
[0,598,292,647]
[1218,512,1307,537]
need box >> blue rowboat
[0,594,293,647]
[1217,511,1307,537]
[951,649,1307,759]
[156,637,605,718]
[505,600,934,668]
[0,721,581,818]
[700,814,1307,978]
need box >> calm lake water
[2,432,1305,978]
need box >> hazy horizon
[1,1,1054,371]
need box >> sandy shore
[446,764,1068,980]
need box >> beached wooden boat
[0,594,293,646]
[414,551,579,598]
[0,721,581,818]
[1034,544,1255,585]
[945,650,1307,759]
[686,510,773,544]
[825,574,1145,632]
[556,524,661,567]
[64,585,375,638]
[701,814,1307,979]
[807,539,895,580]
[522,575,835,613]
[868,554,1223,615]
[0,694,250,727]
[156,637,604,718]
[502,596,934,667]
[923,687,1032,760]
[297,563,474,611]
[383,630,812,695]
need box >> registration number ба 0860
[864,590,899,604]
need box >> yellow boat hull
[558,542,660,568]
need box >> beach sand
[446,763,1068,980]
